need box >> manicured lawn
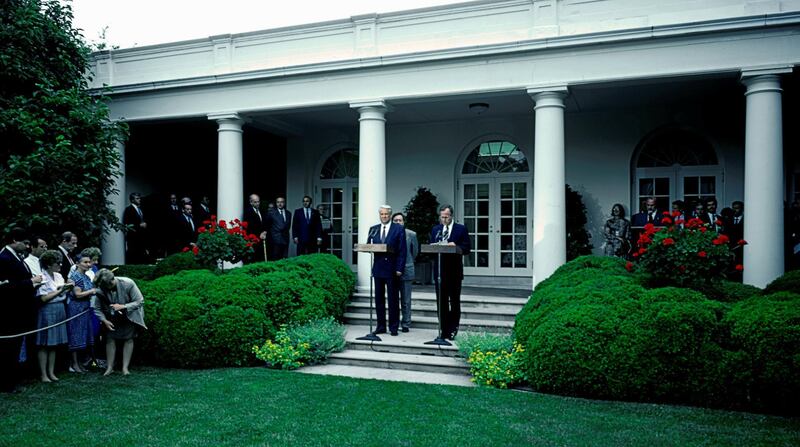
[1,367,797,446]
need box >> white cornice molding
[740,64,794,79]
[93,11,800,96]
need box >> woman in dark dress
[67,250,97,373]
[603,203,631,258]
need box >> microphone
[367,226,378,243]
[435,230,442,243]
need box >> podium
[420,243,463,346]
[353,243,393,341]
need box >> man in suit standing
[292,195,323,255]
[195,195,213,225]
[123,193,150,264]
[243,194,267,263]
[175,203,197,252]
[367,205,406,336]
[265,196,292,260]
[0,228,44,392]
[631,197,661,227]
[699,197,723,232]
[392,212,419,333]
[57,231,78,279]
[429,204,471,340]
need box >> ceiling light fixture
[468,102,490,115]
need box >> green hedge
[106,264,156,282]
[763,270,800,295]
[137,254,355,368]
[515,256,799,415]
[152,252,206,279]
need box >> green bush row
[136,254,355,368]
[514,256,800,415]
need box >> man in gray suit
[266,196,292,260]
[392,212,419,332]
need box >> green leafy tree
[566,185,592,260]
[0,0,127,244]
[403,187,440,245]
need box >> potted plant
[403,187,440,285]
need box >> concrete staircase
[299,286,530,386]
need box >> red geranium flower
[219,220,227,229]
[662,238,675,246]
[240,221,248,229]
[661,217,672,225]
[625,261,633,272]
[632,252,639,258]
[735,264,744,272]
[699,227,707,233]
[678,265,686,272]
[181,247,190,253]
[672,210,681,218]
[192,246,199,255]
[202,220,211,225]
[697,251,707,258]
[210,215,217,221]
[662,211,671,216]
[643,223,656,234]
[737,239,748,246]
[198,226,207,233]
[638,248,647,255]
[715,219,723,226]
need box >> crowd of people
[123,192,334,264]
[601,197,800,270]
[0,228,146,393]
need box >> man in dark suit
[367,205,406,336]
[123,192,150,264]
[265,196,292,260]
[699,197,723,233]
[174,203,197,252]
[0,228,43,392]
[194,195,213,226]
[243,194,267,263]
[57,231,78,279]
[429,204,471,340]
[292,195,323,255]
[631,197,661,227]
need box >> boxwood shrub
[136,254,355,368]
[763,269,800,295]
[515,256,799,415]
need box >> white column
[741,67,791,288]
[350,100,390,291]
[528,86,568,287]
[208,113,244,224]
[101,140,126,265]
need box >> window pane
[333,188,343,202]
[684,177,698,195]
[501,201,512,216]
[501,218,512,233]
[639,178,654,196]
[515,218,527,233]
[501,252,513,268]
[514,182,526,199]
[464,201,475,217]
[477,218,489,233]
[478,201,489,216]
[477,252,489,267]
[700,176,715,195]
[333,204,342,218]
[465,218,476,233]
[655,178,669,195]
[515,200,526,216]
[478,235,489,250]
[477,184,489,199]
[514,253,526,268]
[501,235,512,250]
[515,235,526,251]
[322,189,332,202]
[501,183,513,199]
[464,184,475,200]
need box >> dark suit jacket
[175,213,197,250]
[631,210,664,227]
[726,215,744,243]
[699,212,724,232]
[429,223,471,280]
[194,203,213,226]
[57,245,75,280]
[123,205,147,239]
[367,223,407,279]
[0,247,37,333]
[266,208,292,245]
[292,207,323,243]
[243,206,265,239]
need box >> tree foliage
[0,0,127,244]
[404,187,440,245]
[566,185,592,260]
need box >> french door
[318,182,358,269]
[635,166,723,214]
[460,175,531,276]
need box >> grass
[1,367,798,446]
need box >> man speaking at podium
[430,204,471,340]
[367,205,406,336]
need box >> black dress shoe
[401,327,409,333]
[390,331,398,336]
[373,328,387,335]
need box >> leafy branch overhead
[0,0,127,244]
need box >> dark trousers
[0,339,22,392]
[270,243,288,261]
[296,242,317,255]
[374,276,400,332]
[435,275,462,338]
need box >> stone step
[297,364,475,387]
[327,350,470,375]
[346,301,519,322]
[343,312,514,332]
[352,292,529,307]
[344,325,460,356]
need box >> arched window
[319,148,358,179]
[637,128,718,167]
[461,141,529,174]
[633,128,722,215]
